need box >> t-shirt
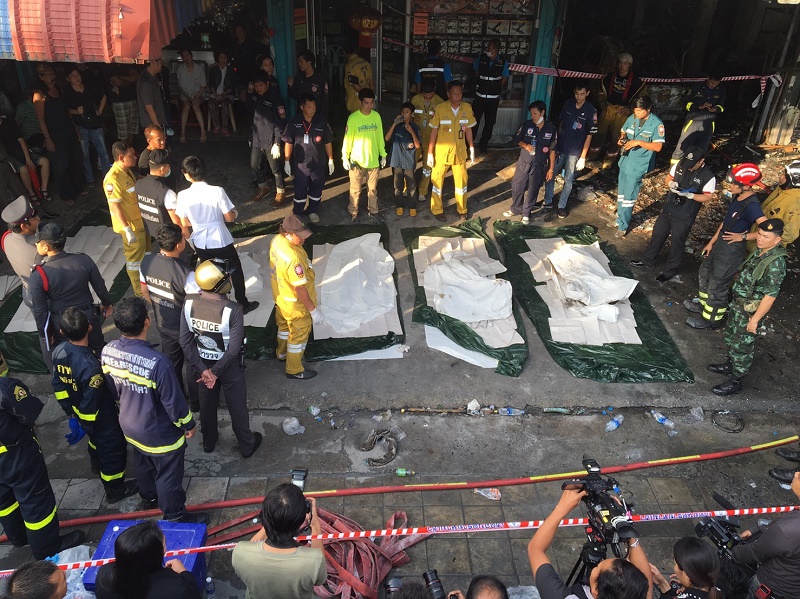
[342,110,386,169]
[64,84,104,129]
[556,99,598,156]
[389,121,420,170]
[231,542,327,599]
[721,194,764,234]
[534,564,591,599]
[175,181,235,249]
[177,63,207,99]
[137,69,167,128]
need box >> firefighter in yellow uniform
[427,80,476,221]
[103,141,149,295]
[411,80,444,199]
[269,214,323,380]
[343,41,374,114]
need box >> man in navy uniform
[247,73,287,204]
[135,149,180,240]
[415,39,452,99]
[287,51,329,118]
[472,39,509,154]
[671,73,725,164]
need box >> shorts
[111,100,140,139]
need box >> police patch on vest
[527,128,533,135]
[88,374,104,389]
[311,85,318,93]
[295,264,304,277]
[658,124,665,137]
[198,335,218,350]
[315,135,322,143]
[13,385,26,401]
[105,184,114,194]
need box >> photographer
[731,470,800,599]
[649,537,724,599]
[449,576,508,599]
[528,488,653,599]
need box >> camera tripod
[565,537,607,587]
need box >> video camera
[695,493,757,577]
[385,569,447,599]
[562,456,638,559]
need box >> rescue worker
[503,100,557,225]
[283,94,334,223]
[175,155,259,314]
[630,146,716,283]
[270,214,323,380]
[707,219,786,396]
[29,222,112,371]
[102,297,207,523]
[543,81,598,218]
[342,88,386,222]
[671,73,725,164]
[247,73,287,204]
[594,53,645,168]
[51,306,139,503]
[410,80,444,201]
[746,160,800,252]
[684,163,766,329]
[614,95,665,238]
[1,195,42,308]
[135,149,180,240]
[472,38,509,154]
[104,140,149,295]
[427,80,476,222]
[0,372,85,559]
[288,50,329,118]
[343,40,374,114]
[179,259,262,457]
[140,224,200,412]
[415,39,452,99]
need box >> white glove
[310,308,324,325]
[668,180,679,191]
[343,158,351,171]
[576,157,586,171]
[380,156,387,169]
[271,143,281,160]
[328,158,335,176]
[677,190,695,200]
[469,147,475,164]
[123,226,136,244]
[284,161,291,177]
[426,154,435,169]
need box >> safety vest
[476,54,505,99]
[666,164,715,219]
[418,57,448,99]
[135,175,172,238]
[140,252,192,333]
[184,296,234,362]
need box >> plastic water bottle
[395,468,415,477]
[529,137,536,156]
[605,415,624,432]
[205,576,215,598]
[498,407,525,416]
[650,410,675,429]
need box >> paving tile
[496,484,540,507]
[186,476,230,505]
[438,575,476,595]
[463,505,505,537]
[647,477,699,506]
[59,478,104,510]
[341,505,389,531]
[385,505,426,531]
[423,505,466,538]
[383,487,424,507]
[424,537,472,575]
[50,479,70,505]
[226,477,269,500]
[344,476,385,506]
[385,541,428,575]
[508,537,534,578]
[468,536,516,575]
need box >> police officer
[671,74,725,164]
[270,214,323,380]
[630,146,716,282]
[140,224,200,412]
[684,164,766,329]
[415,39,452,99]
[104,140,149,295]
[614,95,665,238]
[29,222,113,371]
[595,53,645,168]
[135,149,179,240]
[51,306,138,503]
[706,219,786,396]
[1,195,42,307]
[427,80,476,221]
[288,50,329,118]
[102,297,207,523]
[472,38,509,154]
[283,94,334,223]
[179,259,262,457]
[746,160,800,252]
[247,73,287,204]
[0,373,85,559]
[410,80,444,201]
[503,101,557,225]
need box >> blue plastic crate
[83,520,208,592]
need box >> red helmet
[725,163,762,187]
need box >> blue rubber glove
[65,417,86,445]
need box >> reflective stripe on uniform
[25,505,57,531]
[72,407,98,421]
[0,501,19,516]
[287,343,304,354]
[148,286,175,301]
[476,92,500,99]
[101,365,157,389]
[419,67,444,73]
[100,470,125,482]
[54,390,69,400]
[88,439,96,450]
[294,197,306,204]
[173,411,192,427]
[124,434,185,454]
[432,185,441,194]
[455,186,467,195]
[0,445,6,455]
[277,331,289,340]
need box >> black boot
[712,376,743,396]
[687,316,723,330]
[776,447,800,463]
[707,359,733,375]
[58,530,86,553]
[106,480,139,504]
[683,299,702,313]
[768,468,799,484]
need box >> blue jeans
[544,153,578,209]
[78,127,109,184]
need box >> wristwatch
[741,233,747,242]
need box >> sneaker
[242,432,263,459]
[655,273,675,283]
[434,213,446,222]
[521,216,530,225]
[396,207,404,216]
[410,208,417,217]
[274,190,285,204]
[530,201,545,213]
[630,260,646,268]
[502,210,516,218]
[368,212,384,222]
[140,496,158,511]
[58,530,86,553]
[251,186,271,202]
[286,369,318,380]
[308,212,320,223]
[614,229,626,239]
[242,301,260,315]
[607,221,619,228]
[557,208,567,219]
[106,480,139,504]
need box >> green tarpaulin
[493,220,693,383]
[401,218,528,377]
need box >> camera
[383,569,446,599]
[291,467,308,491]
[695,493,757,577]
[562,456,638,558]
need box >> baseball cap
[679,146,705,169]
[282,214,312,239]
[36,222,66,244]
[148,149,171,166]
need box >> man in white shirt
[175,155,259,314]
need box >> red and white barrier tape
[3,505,795,578]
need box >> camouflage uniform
[725,245,787,377]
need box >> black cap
[759,219,784,235]
[679,146,705,169]
[148,149,170,166]
[36,221,66,244]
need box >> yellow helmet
[195,259,232,295]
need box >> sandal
[41,190,51,202]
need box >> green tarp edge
[400,218,528,377]
[493,220,694,384]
